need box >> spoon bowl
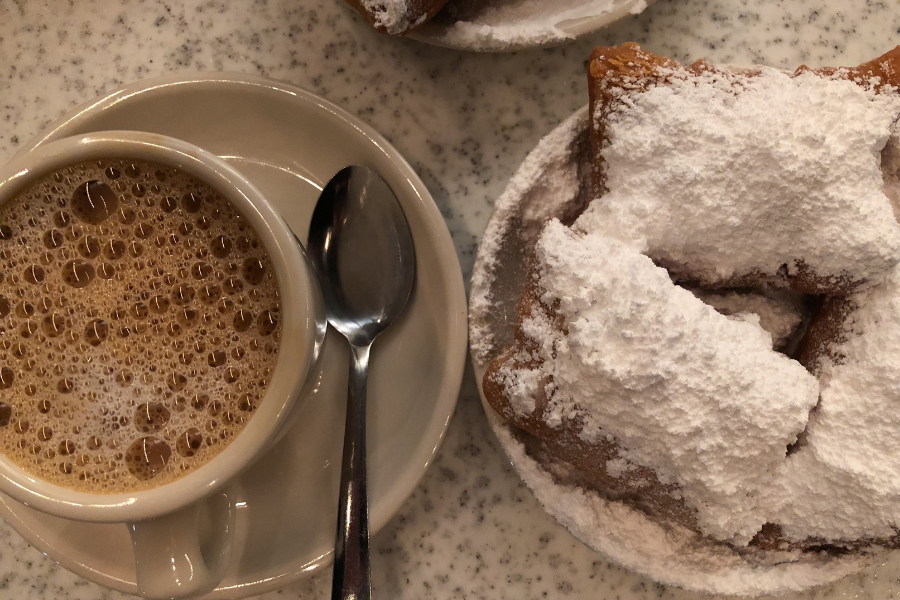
[309,166,416,346]
[307,165,416,600]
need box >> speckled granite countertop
[3,1,900,599]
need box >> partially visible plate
[466,108,885,596]
[408,0,654,52]
[0,73,468,598]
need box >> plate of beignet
[469,43,900,595]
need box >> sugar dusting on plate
[469,109,590,366]
[485,406,883,596]
[410,0,652,52]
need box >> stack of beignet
[484,43,900,551]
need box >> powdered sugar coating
[688,288,806,348]
[360,0,422,34]
[497,220,820,543]
[774,265,900,541]
[486,406,884,596]
[577,67,900,288]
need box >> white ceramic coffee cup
[0,131,326,599]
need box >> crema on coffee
[0,159,281,493]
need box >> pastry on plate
[484,43,900,555]
[344,0,450,34]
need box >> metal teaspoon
[307,165,416,600]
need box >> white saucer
[408,0,654,52]
[0,73,468,598]
[467,108,886,596]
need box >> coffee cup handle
[128,482,243,599]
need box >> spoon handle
[332,342,372,600]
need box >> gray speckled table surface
[3,1,900,599]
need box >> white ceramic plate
[407,0,654,52]
[467,108,886,596]
[0,73,468,598]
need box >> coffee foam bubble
[0,159,282,493]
